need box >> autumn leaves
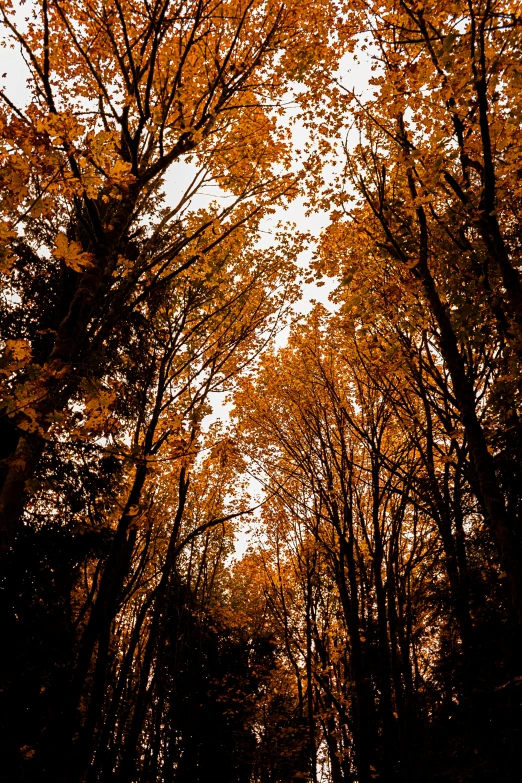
[233,1,522,778]
[0,1,346,780]
[1,1,522,781]
[0,0,342,552]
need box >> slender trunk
[64,457,151,781]
[115,469,189,782]
[305,570,318,783]
[336,542,374,783]
[414,251,522,620]
[398,151,522,621]
[370,453,398,781]
[471,19,522,340]
[386,555,414,782]
[92,592,156,782]
[325,714,345,783]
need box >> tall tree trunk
[400,154,522,622]
[370,453,398,781]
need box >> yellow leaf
[5,339,32,365]
[53,232,94,272]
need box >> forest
[0,0,521,781]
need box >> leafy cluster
[1,1,522,782]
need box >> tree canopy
[1,1,521,781]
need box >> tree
[3,1,522,780]
[322,0,522,619]
[234,304,522,780]
[0,2,349,779]
[0,0,343,551]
